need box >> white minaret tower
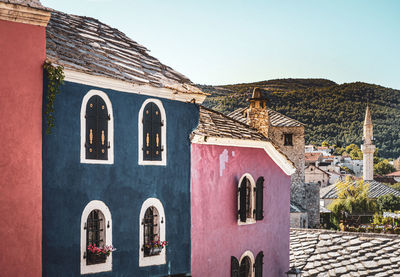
[361,105,375,181]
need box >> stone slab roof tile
[227,107,304,127]
[321,180,400,199]
[46,11,205,95]
[0,0,51,10]
[290,229,400,277]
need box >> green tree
[345,144,359,154]
[322,140,330,147]
[349,148,363,160]
[334,147,345,156]
[328,177,377,227]
[376,194,400,212]
[389,183,400,191]
[374,160,396,176]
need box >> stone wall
[304,182,320,228]
[290,212,308,228]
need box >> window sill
[139,160,166,166]
[237,219,256,226]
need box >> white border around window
[239,250,255,277]
[139,198,166,267]
[138,99,166,166]
[80,200,113,275]
[237,173,256,226]
[80,90,114,164]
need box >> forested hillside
[200,79,400,158]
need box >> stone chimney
[246,87,270,137]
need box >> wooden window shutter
[85,96,99,160]
[142,103,152,161]
[151,103,162,161]
[238,177,247,222]
[256,176,264,220]
[97,97,108,160]
[230,256,239,277]
[255,251,264,277]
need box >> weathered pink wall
[191,144,291,277]
[0,19,45,277]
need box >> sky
[41,0,400,89]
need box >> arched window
[139,198,166,267]
[81,200,112,274]
[231,251,256,277]
[138,99,166,166]
[238,174,256,224]
[81,90,113,164]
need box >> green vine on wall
[44,61,64,134]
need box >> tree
[345,144,359,154]
[334,147,345,156]
[322,140,330,147]
[349,148,363,160]
[376,194,400,212]
[374,160,396,176]
[328,177,377,227]
[389,183,400,191]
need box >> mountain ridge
[200,78,400,158]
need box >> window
[81,90,113,164]
[81,200,112,275]
[284,134,293,146]
[138,99,166,166]
[231,251,263,277]
[238,174,264,224]
[139,198,166,267]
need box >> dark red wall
[0,19,46,277]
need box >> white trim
[80,200,113,275]
[191,135,296,176]
[237,173,256,226]
[0,2,51,27]
[239,250,255,277]
[139,198,166,267]
[80,90,114,164]
[138,99,167,166]
[63,69,207,104]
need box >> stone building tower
[230,87,320,228]
[361,105,375,181]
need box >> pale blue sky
[41,0,400,89]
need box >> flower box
[87,252,107,265]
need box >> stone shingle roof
[290,229,400,277]
[290,201,306,213]
[227,107,303,127]
[0,0,50,11]
[193,106,267,141]
[321,180,400,199]
[46,11,205,95]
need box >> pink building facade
[0,2,50,276]
[191,107,295,277]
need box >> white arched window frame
[138,99,166,166]
[80,90,114,164]
[238,173,256,225]
[80,200,113,275]
[239,250,255,277]
[139,198,166,267]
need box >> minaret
[361,105,376,180]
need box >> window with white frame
[238,174,264,224]
[138,99,166,166]
[139,198,166,267]
[230,251,263,277]
[80,90,113,164]
[81,200,112,275]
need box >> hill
[200,79,400,158]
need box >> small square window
[284,134,293,146]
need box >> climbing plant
[43,61,64,134]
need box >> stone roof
[0,0,51,11]
[320,180,400,199]
[46,11,205,95]
[290,201,306,213]
[290,228,400,277]
[192,106,267,141]
[227,107,304,127]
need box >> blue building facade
[43,80,200,276]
